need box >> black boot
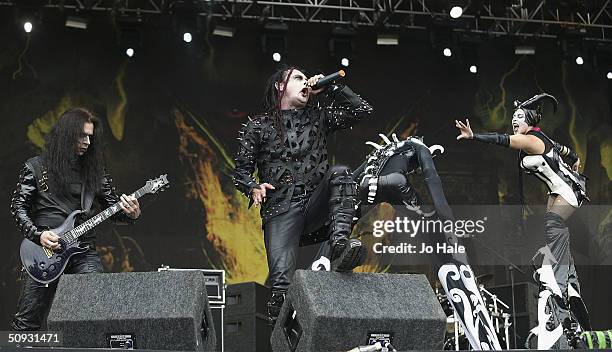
[266,290,286,327]
[327,166,366,271]
[328,212,353,260]
[333,238,368,272]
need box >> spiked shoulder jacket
[232,84,373,221]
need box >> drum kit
[436,274,513,350]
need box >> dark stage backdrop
[1,9,611,331]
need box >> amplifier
[158,266,226,304]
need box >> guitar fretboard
[61,186,148,243]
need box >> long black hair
[261,65,305,140]
[41,108,106,196]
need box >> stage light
[330,27,355,68]
[183,32,192,43]
[515,45,535,55]
[449,6,463,18]
[65,16,88,30]
[443,48,452,57]
[607,72,612,79]
[116,14,143,59]
[576,56,584,65]
[377,34,399,46]
[469,65,477,73]
[213,25,235,38]
[23,21,33,33]
[262,22,288,60]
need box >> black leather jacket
[232,85,373,221]
[10,156,134,245]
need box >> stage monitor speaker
[225,282,269,317]
[271,270,446,352]
[225,313,272,352]
[47,271,216,351]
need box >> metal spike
[365,141,383,150]
[379,133,391,145]
[392,133,400,143]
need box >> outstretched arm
[455,119,544,155]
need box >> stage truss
[1,0,612,42]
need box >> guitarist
[10,108,141,331]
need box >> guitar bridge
[43,247,54,259]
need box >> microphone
[311,70,346,90]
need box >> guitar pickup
[43,247,54,259]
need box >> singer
[232,65,373,325]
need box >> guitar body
[20,210,89,284]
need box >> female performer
[455,93,590,348]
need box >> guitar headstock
[144,174,170,194]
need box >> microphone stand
[470,238,524,349]
[509,264,518,349]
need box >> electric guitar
[20,175,169,284]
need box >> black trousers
[542,211,590,331]
[264,165,351,292]
[11,246,103,331]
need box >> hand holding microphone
[307,70,346,93]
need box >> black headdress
[513,93,558,126]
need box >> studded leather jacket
[10,156,135,246]
[233,84,373,221]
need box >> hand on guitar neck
[118,193,141,219]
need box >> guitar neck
[62,186,148,243]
